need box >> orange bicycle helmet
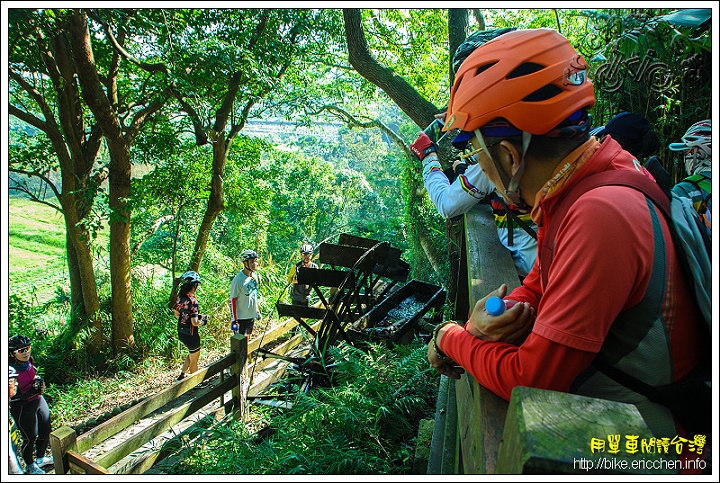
[444,28,595,136]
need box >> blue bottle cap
[485,296,506,316]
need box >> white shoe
[36,455,54,467]
[25,462,45,475]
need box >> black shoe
[177,373,186,381]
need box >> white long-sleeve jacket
[422,160,537,278]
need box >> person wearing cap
[290,244,318,306]
[8,335,53,474]
[174,270,207,381]
[669,119,711,238]
[411,28,537,281]
[427,28,704,446]
[8,367,24,474]
[589,111,661,162]
[230,249,262,338]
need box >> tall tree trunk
[67,10,136,354]
[108,147,135,353]
[9,10,105,358]
[65,231,84,318]
[188,137,228,271]
[61,201,102,356]
[52,24,104,356]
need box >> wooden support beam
[49,425,78,475]
[495,386,673,474]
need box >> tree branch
[90,9,170,75]
[9,169,63,211]
[131,214,174,257]
[343,8,441,128]
[312,104,413,159]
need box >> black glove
[454,162,468,175]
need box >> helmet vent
[523,84,563,102]
[474,62,497,77]
[507,62,544,79]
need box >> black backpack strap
[496,195,538,247]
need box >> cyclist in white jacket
[414,137,537,280]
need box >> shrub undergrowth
[166,339,439,475]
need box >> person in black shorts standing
[174,271,207,381]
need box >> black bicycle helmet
[9,334,32,352]
[452,27,517,74]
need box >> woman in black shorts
[174,271,207,381]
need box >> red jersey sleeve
[438,323,595,401]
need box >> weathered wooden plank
[94,377,236,469]
[495,386,672,474]
[75,354,234,453]
[427,375,458,474]
[115,395,232,474]
[248,318,299,354]
[294,266,355,288]
[319,241,399,272]
[248,362,289,397]
[50,425,77,475]
[464,203,522,307]
[230,334,249,421]
[451,203,521,474]
[275,303,328,321]
[454,372,509,474]
[413,418,435,474]
[67,450,110,475]
[250,320,322,373]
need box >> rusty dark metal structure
[257,233,446,395]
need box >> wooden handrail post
[49,425,77,475]
[230,333,249,421]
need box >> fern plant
[166,337,439,474]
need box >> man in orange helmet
[427,29,706,446]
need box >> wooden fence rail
[50,333,254,474]
[428,203,663,475]
[49,308,329,475]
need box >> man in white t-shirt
[230,249,261,337]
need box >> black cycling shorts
[178,331,201,353]
[234,318,255,335]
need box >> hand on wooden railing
[427,326,466,380]
[466,284,536,346]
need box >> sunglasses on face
[15,347,30,354]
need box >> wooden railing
[49,315,318,475]
[428,203,666,475]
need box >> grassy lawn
[8,197,105,302]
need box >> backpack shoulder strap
[496,194,538,242]
[685,173,712,193]
[540,170,669,288]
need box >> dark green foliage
[167,338,439,474]
[581,9,712,181]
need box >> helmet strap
[504,131,532,206]
[473,129,530,207]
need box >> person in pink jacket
[427,28,706,451]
